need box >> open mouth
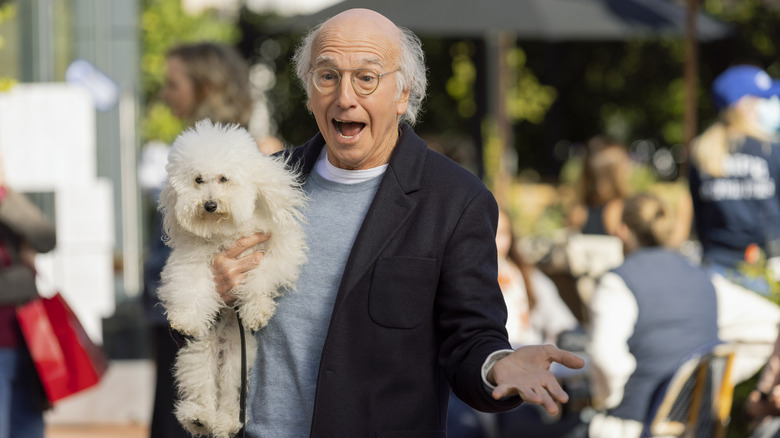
[333,119,365,139]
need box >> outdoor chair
[645,342,736,438]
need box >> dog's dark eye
[219,176,229,183]
[195,177,204,184]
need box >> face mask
[756,96,780,135]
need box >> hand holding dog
[212,232,270,305]
[488,345,585,415]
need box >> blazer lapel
[283,131,323,179]
[332,124,427,314]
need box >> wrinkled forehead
[312,11,402,69]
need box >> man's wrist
[481,349,514,390]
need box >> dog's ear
[158,183,181,248]
[253,156,307,228]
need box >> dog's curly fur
[157,120,307,438]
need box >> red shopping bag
[16,292,109,404]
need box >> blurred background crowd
[3,0,780,437]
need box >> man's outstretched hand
[488,344,585,415]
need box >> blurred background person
[566,135,632,237]
[496,206,579,348]
[140,41,282,438]
[161,42,253,130]
[561,136,631,317]
[689,64,780,297]
[447,205,579,438]
[159,41,283,155]
[579,193,719,438]
[562,134,693,316]
[0,151,56,438]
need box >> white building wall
[0,83,115,343]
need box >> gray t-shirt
[245,168,382,438]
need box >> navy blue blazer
[283,123,521,437]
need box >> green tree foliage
[505,47,557,125]
[703,0,780,76]
[446,41,478,119]
[140,0,239,143]
[0,2,16,92]
[417,37,481,139]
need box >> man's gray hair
[292,22,428,126]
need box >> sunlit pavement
[43,360,154,438]
[46,424,148,438]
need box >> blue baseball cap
[712,65,780,110]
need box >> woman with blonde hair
[161,42,254,128]
[689,64,780,296]
[579,193,720,438]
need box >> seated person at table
[583,193,719,438]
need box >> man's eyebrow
[313,56,336,68]
[313,56,385,69]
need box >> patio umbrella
[280,0,733,42]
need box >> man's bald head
[292,8,428,126]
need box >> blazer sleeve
[435,188,522,412]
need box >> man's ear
[396,89,410,116]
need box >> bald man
[210,9,584,437]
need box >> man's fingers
[212,245,265,301]
[495,384,561,416]
[523,384,562,416]
[539,393,560,416]
[223,232,270,259]
[493,375,570,416]
[492,384,520,401]
[545,378,569,404]
[547,346,585,370]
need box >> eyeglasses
[310,67,399,96]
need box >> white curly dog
[157,120,307,438]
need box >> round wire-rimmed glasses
[311,67,399,96]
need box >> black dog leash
[236,309,247,438]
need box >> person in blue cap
[689,64,780,297]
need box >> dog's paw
[237,296,278,332]
[175,400,217,437]
[212,414,244,438]
[167,307,217,338]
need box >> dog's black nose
[204,200,218,213]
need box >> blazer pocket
[369,256,437,329]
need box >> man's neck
[315,148,388,184]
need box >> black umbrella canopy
[280,0,733,41]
